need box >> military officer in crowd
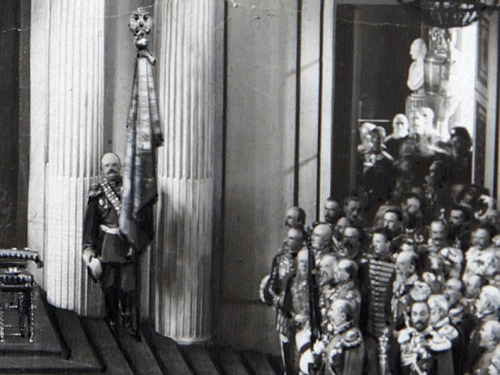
[259,117,500,374]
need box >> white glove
[82,248,96,265]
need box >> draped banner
[120,8,163,251]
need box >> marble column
[152,0,215,342]
[29,0,104,314]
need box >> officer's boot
[120,291,137,338]
[104,289,118,331]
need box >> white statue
[407,38,427,93]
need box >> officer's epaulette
[439,324,459,341]
[344,290,357,301]
[88,183,103,199]
[342,327,363,348]
[428,331,452,352]
[397,327,416,344]
[449,303,465,317]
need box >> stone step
[212,347,251,375]
[141,322,193,375]
[52,308,103,372]
[0,306,103,373]
[0,354,102,373]
[180,345,220,375]
[241,351,279,375]
[82,317,134,375]
[114,324,163,375]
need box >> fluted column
[29,0,104,314]
[153,0,215,342]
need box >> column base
[171,336,211,345]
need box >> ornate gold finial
[129,8,155,63]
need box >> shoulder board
[88,183,103,199]
[345,290,356,299]
[397,328,413,344]
[450,304,465,316]
[342,328,363,348]
[428,332,452,352]
[440,325,459,340]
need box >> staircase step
[115,325,163,375]
[0,355,102,373]
[141,323,193,375]
[82,317,133,375]
[214,347,251,375]
[180,345,220,375]
[52,308,103,372]
[241,351,278,375]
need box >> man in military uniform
[358,228,396,375]
[320,299,365,375]
[310,224,334,262]
[285,206,307,233]
[317,253,340,340]
[340,225,365,264]
[283,248,311,374]
[333,217,350,251]
[467,286,500,370]
[260,227,304,374]
[392,251,420,330]
[427,294,462,374]
[443,278,467,329]
[447,205,471,252]
[342,195,366,227]
[332,259,361,325]
[464,224,496,278]
[396,301,454,375]
[470,321,500,375]
[82,153,136,334]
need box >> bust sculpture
[407,38,427,93]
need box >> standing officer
[82,152,137,335]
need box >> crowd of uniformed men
[260,115,500,375]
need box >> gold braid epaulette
[342,328,363,348]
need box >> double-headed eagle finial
[129,8,155,63]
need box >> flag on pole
[119,9,163,252]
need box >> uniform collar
[333,320,352,335]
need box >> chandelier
[398,0,500,28]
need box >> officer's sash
[100,180,122,216]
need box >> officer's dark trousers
[101,262,135,323]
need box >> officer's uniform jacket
[323,321,365,375]
[83,180,130,264]
[397,325,453,375]
[434,316,464,375]
[433,317,459,342]
[359,253,395,338]
[262,245,297,337]
[331,280,362,324]
[319,283,336,340]
[391,273,419,330]
[283,274,310,332]
[467,314,499,374]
